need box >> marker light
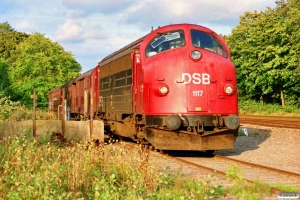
[224,85,234,95]
[190,50,201,61]
[159,85,169,95]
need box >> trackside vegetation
[0,134,224,200]
[239,100,300,116]
[1,134,293,200]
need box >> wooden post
[62,88,66,136]
[280,88,285,107]
[90,88,93,141]
[33,88,36,137]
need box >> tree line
[1,0,300,109]
[226,0,300,107]
[0,22,81,107]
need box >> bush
[0,92,30,123]
[0,93,56,123]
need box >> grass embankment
[1,132,297,200]
[239,100,300,116]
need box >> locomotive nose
[224,114,240,130]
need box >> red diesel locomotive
[49,23,240,151]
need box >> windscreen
[191,30,228,57]
[146,30,185,57]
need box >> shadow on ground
[162,125,272,157]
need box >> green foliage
[0,58,10,94]
[0,22,29,60]
[239,99,300,115]
[228,0,300,107]
[8,33,81,106]
[0,22,81,107]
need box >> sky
[0,0,277,73]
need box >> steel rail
[239,115,300,129]
[168,154,283,195]
[213,155,300,179]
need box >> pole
[62,88,65,136]
[33,88,36,137]
[90,88,93,141]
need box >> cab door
[131,47,144,113]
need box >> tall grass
[0,135,224,199]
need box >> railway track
[165,151,300,191]
[239,114,300,128]
[108,141,300,199]
[113,142,300,192]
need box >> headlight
[224,85,234,95]
[224,114,240,130]
[190,50,201,61]
[159,85,169,95]
[166,115,181,130]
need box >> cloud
[122,0,276,28]
[55,18,105,42]
[61,0,137,17]
[15,19,36,32]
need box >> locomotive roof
[100,24,201,65]
[99,23,221,67]
[99,34,147,66]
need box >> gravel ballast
[215,124,300,174]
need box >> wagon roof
[61,78,76,88]
[76,67,95,80]
[49,86,61,93]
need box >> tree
[8,33,81,106]
[0,22,29,60]
[0,58,10,94]
[227,0,300,107]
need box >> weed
[253,132,259,136]
[238,130,244,136]
[225,166,273,199]
[226,165,247,186]
[275,182,299,192]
